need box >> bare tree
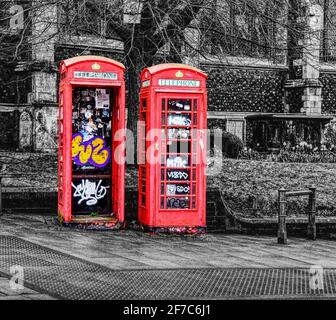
[1,0,334,145]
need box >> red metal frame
[138,64,208,230]
[58,56,126,224]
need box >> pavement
[1,214,336,300]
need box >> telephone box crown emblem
[175,71,184,78]
[92,63,101,70]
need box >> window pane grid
[160,98,197,210]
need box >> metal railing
[278,187,317,244]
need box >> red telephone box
[58,56,126,228]
[138,63,208,233]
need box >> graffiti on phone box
[168,115,191,126]
[169,100,191,111]
[167,156,189,168]
[72,133,110,168]
[167,197,190,209]
[167,170,190,181]
[167,128,190,139]
[167,184,190,195]
[72,179,108,206]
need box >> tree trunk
[125,49,145,165]
[124,34,156,165]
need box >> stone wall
[34,106,58,151]
[285,87,304,113]
[203,66,287,113]
[0,65,30,104]
[2,186,224,231]
[0,110,19,150]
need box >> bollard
[308,187,317,240]
[278,188,287,244]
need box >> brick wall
[320,72,336,114]
[203,66,287,113]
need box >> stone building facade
[0,0,335,152]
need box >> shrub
[222,132,244,159]
[214,159,336,217]
[239,147,336,163]
[324,122,336,150]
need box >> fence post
[278,188,287,244]
[0,176,2,216]
[308,186,317,240]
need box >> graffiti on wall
[72,133,110,168]
[72,179,107,206]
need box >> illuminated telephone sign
[138,64,208,233]
[58,56,126,228]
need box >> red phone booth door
[58,56,126,226]
[157,94,206,227]
[71,87,116,216]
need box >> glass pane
[71,87,113,215]
[167,155,190,168]
[141,167,147,179]
[142,98,147,110]
[141,195,146,207]
[168,99,191,111]
[167,114,191,127]
[71,87,112,174]
[192,154,197,165]
[166,169,190,181]
[162,99,166,112]
[167,141,191,154]
[192,168,197,180]
[192,197,196,209]
[192,183,197,195]
[167,184,191,196]
[166,197,191,209]
[167,128,191,139]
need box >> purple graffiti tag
[72,133,111,168]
